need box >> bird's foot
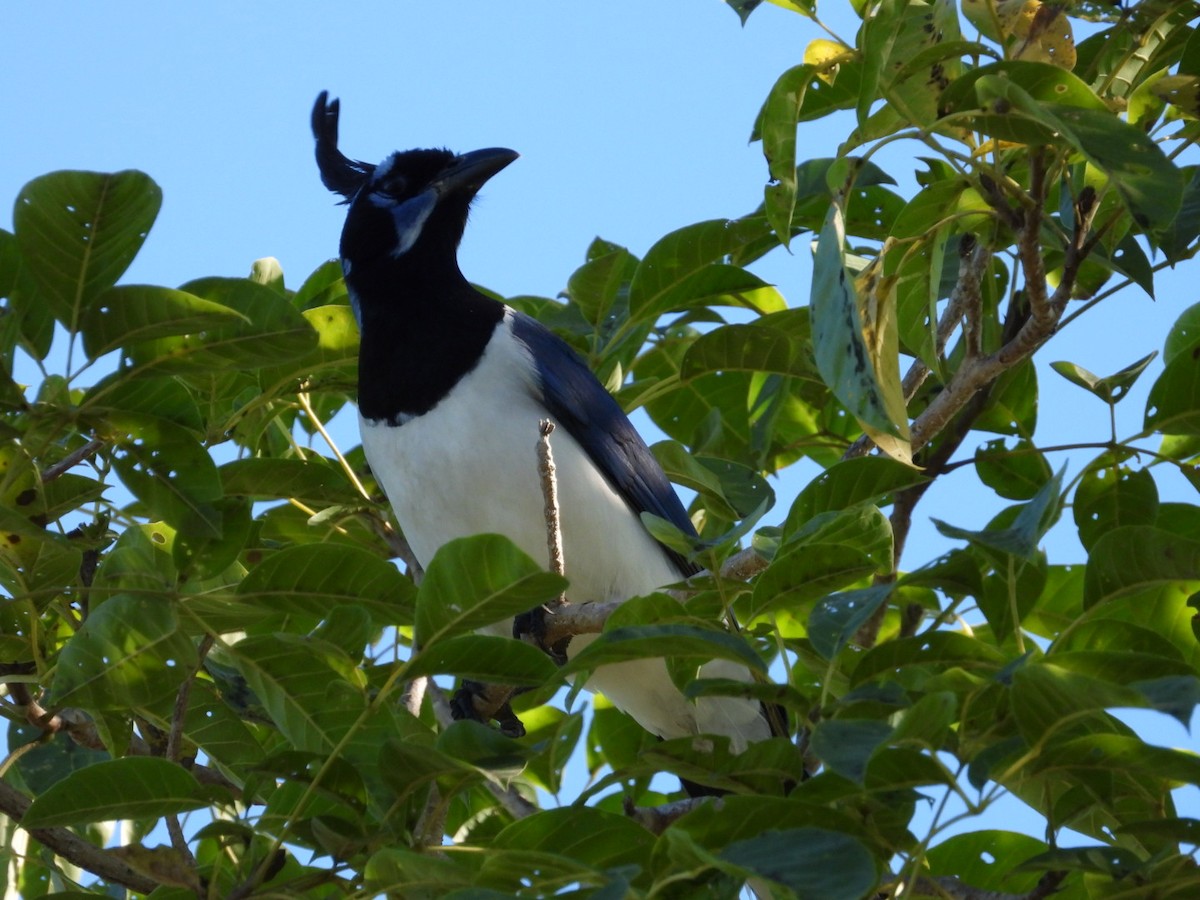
[513,604,571,667]
[449,679,526,738]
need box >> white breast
[360,311,769,748]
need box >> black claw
[514,604,571,667]
[449,679,527,738]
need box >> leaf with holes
[628,219,780,319]
[808,584,895,660]
[13,170,161,334]
[1073,461,1158,553]
[51,594,196,709]
[80,285,247,360]
[105,416,223,539]
[1051,352,1157,405]
[127,276,316,372]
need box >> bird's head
[312,92,517,280]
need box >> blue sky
[4,0,1197,847]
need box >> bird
[311,91,776,764]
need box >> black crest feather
[312,91,375,199]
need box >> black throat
[350,252,505,424]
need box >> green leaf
[79,285,247,360]
[1051,352,1158,405]
[236,544,415,623]
[627,219,778,319]
[933,464,1065,560]
[1073,461,1159,553]
[436,720,532,780]
[565,242,637,326]
[720,827,878,899]
[759,63,822,243]
[852,632,1007,686]
[926,831,1047,893]
[786,455,928,529]
[811,202,904,438]
[51,594,195,709]
[128,276,316,372]
[414,535,567,648]
[785,503,895,573]
[226,633,364,753]
[970,75,1183,232]
[13,170,161,333]
[810,718,893,782]
[858,0,962,131]
[975,439,1052,501]
[680,317,814,382]
[1084,526,1200,608]
[220,457,360,504]
[492,807,655,872]
[1147,349,1200,435]
[749,542,877,620]
[106,416,223,539]
[808,584,895,660]
[560,623,766,677]
[82,373,204,433]
[404,634,557,684]
[22,757,209,828]
[1034,733,1200,789]
[651,443,774,520]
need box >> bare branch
[624,794,719,834]
[1019,150,1053,330]
[537,419,567,597]
[164,635,213,872]
[402,674,428,718]
[41,438,105,482]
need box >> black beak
[434,148,519,197]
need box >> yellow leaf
[111,845,204,892]
[804,38,856,84]
[855,265,915,467]
[964,0,1076,70]
[1011,2,1076,70]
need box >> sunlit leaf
[414,535,567,648]
[811,201,907,445]
[13,170,161,333]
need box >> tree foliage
[4,1,1200,897]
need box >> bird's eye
[378,177,408,199]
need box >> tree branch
[40,438,105,482]
[623,794,718,834]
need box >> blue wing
[510,311,700,577]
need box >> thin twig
[297,391,372,501]
[164,635,214,874]
[41,438,105,482]
[537,419,567,605]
